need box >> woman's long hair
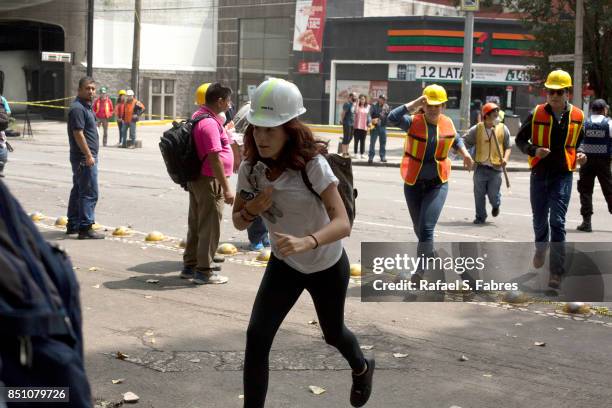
[243,118,327,172]
[358,94,369,108]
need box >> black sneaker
[473,218,486,225]
[367,159,373,165]
[492,207,500,217]
[380,158,387,163]
[351,358,375,407]
[66,226,78,235]
[78,228,105,240]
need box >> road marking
[353,220,513,242]
[443,205,581,223]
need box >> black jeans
[353,128,367,155]
[577,156,612,217]
[243,250,365,407]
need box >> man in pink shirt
[182,83,235,284]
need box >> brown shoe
[548,273,562,289]
[533,249,547,269]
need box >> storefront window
[239,17,291,102]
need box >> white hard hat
[126,89,135,96]
[246,78,306,127]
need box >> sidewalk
[318,132,531,172]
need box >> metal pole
[459,10,474,133]
[131,0,142,93]
[573,0,584,107]
[87,0,94,77]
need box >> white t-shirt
[236,155,343,274]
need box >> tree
[455,0,612,100]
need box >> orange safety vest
[401,114,456,185]
[528,104,584,170]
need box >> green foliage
[452,0,612,100]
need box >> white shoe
[360,154,365,159]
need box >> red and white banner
[292,0,326,52]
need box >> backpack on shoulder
[0,180,91,407]
[301,150,358,227]
[159,113,220,189]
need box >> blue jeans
[530,171,573,275]
[368,126,387,160]
[120,122,136,146]
[67,159,99,231]
[0,145,7,174]
[247,216,268,245]
[473,165,502,221]
[403,180,448,242]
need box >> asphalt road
[3,121,612,408]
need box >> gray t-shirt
[236,155,342,274]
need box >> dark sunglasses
[547,89,566,96]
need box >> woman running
[233,78,374,408]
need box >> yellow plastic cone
[112,226,130,237]
[30,212,44,222]
[256,249,271,262]
[217,243,238,255]
[55,216,68,226]
[145,231,165,242]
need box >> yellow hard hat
[118,89,126,96]
[195,83,211,105]
[422,84,448,105]
[544,69,572,89]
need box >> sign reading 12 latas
[414,63,532,84]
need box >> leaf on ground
[122,391,139,403]
[393,353,409,358]
[459,355,469,361]
[111,379,124,384]
[360,345,374,350]
[88,267,98,272]
[145,279,159,284]
[116,351,129,360]
[308,385,326,395]
[534,342,546,347]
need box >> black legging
[243,250,365,407]
[353,129,367,155]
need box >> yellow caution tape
[8,96,73,104]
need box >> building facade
[0,0,539,126]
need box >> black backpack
[0,180,91,406]
[159,113,221,189]
[301,153,358,226]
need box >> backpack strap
[300,168,322,201]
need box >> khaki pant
[183,176,224,271]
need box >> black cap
[378,94,386,99]
[591,99,609,112]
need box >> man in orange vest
[92,86,114,147]
[516,69,586,288]
[114,90,126,146]
[120,89,145,148]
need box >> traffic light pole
[459,10,474,133]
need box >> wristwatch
[239,189,255,201]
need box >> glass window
[152,79,161,94]
[241,19,265,40]
[164,80,174,94]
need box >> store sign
[460,0,479,11]
[298,61,321,74]
[292,0,327,52]
[390,63,532,84]
[41,51,74,63]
